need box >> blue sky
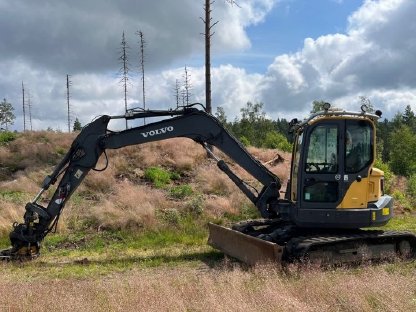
[215,0,364,72]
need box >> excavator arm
[1,105,281,260]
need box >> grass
[1,132,416,311]
[144,166,180,188]
[0,190,27,204]
[1,256,416,311]
[380,214,416,232]
[169,184,193,199]
[0,214,218,279]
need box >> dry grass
[112,138,206,172]
[86,182,167,231]
[0,263,415,311]
[0,132,291,233]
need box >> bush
[407,174,416,204]
[157,208,181,225]
[392,189,413,212]
[0,131,17,145]
[186,194,204,216]
[169,185,193,199]
[144,166,175,188]
[374,158,394,193]
[262,131,292,152]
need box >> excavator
[1,102,415,265]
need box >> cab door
[299,121,343,209]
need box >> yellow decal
[382,208,390,216]
[372,212,376,221]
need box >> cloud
[0,0,276,130]
[0,0,275,73]
[1,0,415,132]
[257,0,416,118]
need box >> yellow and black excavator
[1,102,415,265]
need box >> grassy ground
[1,133,416,311]
[1,216,416,311]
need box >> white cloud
[0,0,276,130]
[257,0,416,118]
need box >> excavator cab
[287,106,392,228]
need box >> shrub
[170,185,193,199]
[144,166,174,188]
[157,208,181,225]
[407,174,416,204]
[262,131,292,152]
[374,158,394,193]
[0,131,17,145]
[392,190,413,212]
[186,194,204,216]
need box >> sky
[1,0,415,131]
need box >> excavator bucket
[208,223,283,266]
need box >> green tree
[402,105,416,132]
[73,118,82,131]
[214,106,228,125]
[230,102,275,146]
[389,125,416,176]
[0,98,15,130]
[311,100,327,113]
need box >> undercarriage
[208,220,416,266]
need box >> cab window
[345,120,373,173]
[305,124,338,173]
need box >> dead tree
[174,79,181,108]
[27,90,32,131]
[136,30,147,125]
[201,1,238,154]
[22,81,26,132]
[182,66,192,106]
[201,0,239,114]
[66,74,72,133]
[119,31,131,129]
[201,1,218,115]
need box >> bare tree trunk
[22,81,26,132]
[205,0,212,114]
[183,66,192,105]
[66,74,71,133]
[174,79,180,108]
[28,90,32,131]
[137,30,147,125]
[119,31,130,129]
[203,0,218,115]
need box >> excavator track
[208,220,416,266]
[284,230,416,265]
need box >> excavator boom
[0,105,281,260]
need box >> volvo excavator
[1,103,415,265]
